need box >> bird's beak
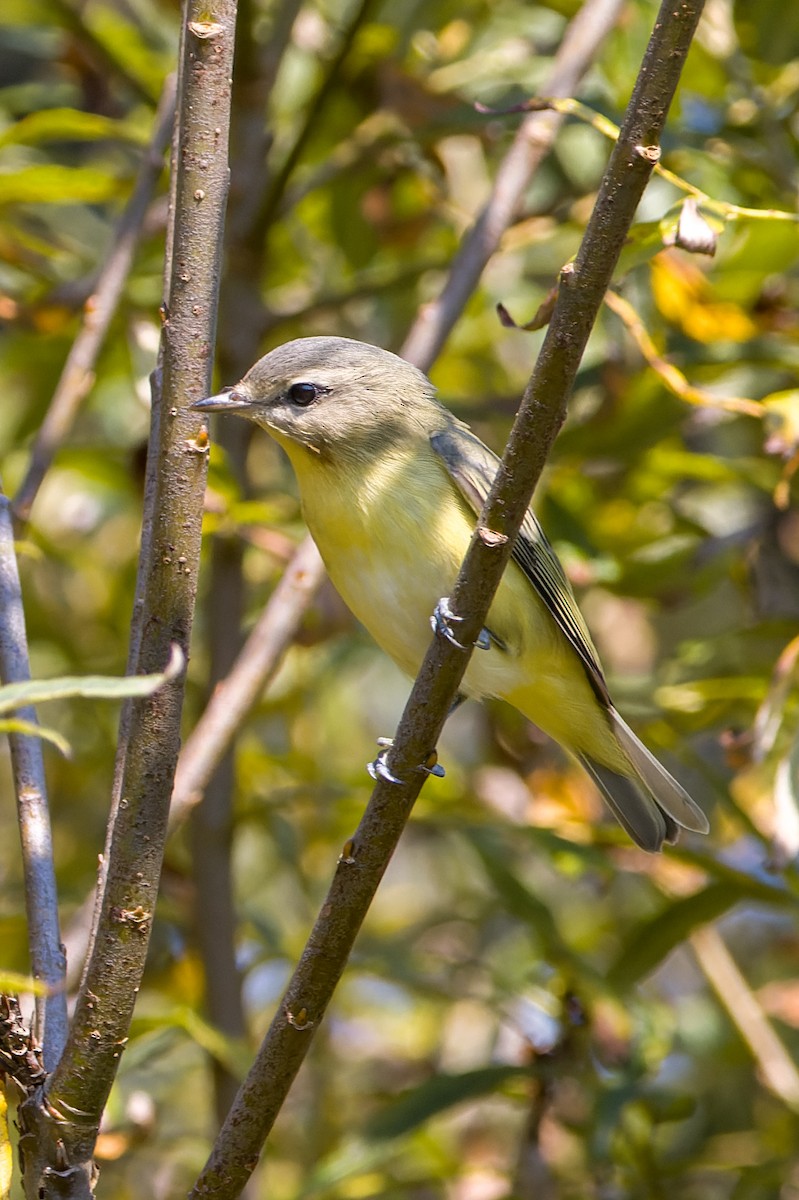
[190,389,253,413]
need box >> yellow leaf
[651,252,757,343]
[0,1084,12,1200]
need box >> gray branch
[0,485,67,1070]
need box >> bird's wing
[430,424,611,707]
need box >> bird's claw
[367,745,404,785]
[367,739,446,783]
[431,597,491,651]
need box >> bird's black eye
[287,381,319,407]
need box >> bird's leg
[367,737,446,785]
[431,597,492,651]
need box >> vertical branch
[15,0,238,1194]
[0,486,67,1071]
[189,0,305,1126]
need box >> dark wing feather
[430,424,611,707]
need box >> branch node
[477,526,508,548]
[338,838,357,866]
[635,142,661,163]
[418,749,446,778]
[284,1006,314,1032]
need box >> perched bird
[193,336,708,852]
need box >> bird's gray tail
[579,708,709,853]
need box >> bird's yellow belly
[291,449,609,758]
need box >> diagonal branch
[400,0,624,373]
[171,535,325,824]
[13,80,177,525]
[190,0,705,1194]
[691,924,799,1109]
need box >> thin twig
[172,535,325,823]
[13,79,177,525]
[400,0,624,373]
[259,258,451,337]
[252,0,378,239]
[512,95,799,223]
[190,1,704,1193]
[603,288,763,418]
[691,924,799,1109]
[14,2,238,1193]
[0,483,67,1072]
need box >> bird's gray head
[192,336,441,459]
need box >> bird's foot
[431,597,491,651]
[367,738,446,784]
[367,738,404,785]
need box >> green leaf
[84,8,171,100]
[0,969,49,995]
[131,1005,250,1078]
[0,717,71,756]
[608,882,754,990]
[0,108,146,148]
[0,165,124,205]
[464,827,588,975]
[363,1065,529,1140]
[0,645,184,715]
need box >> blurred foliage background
[2,0,799,1195]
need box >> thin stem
[252,0,378,239]
[0,484,67,1071]
[190,0,704,1193]
[172,535,325,823]
[691,924,799,1109]
[400,0,624,373]
[603,288,763,418]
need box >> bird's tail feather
[610,708,709,835]
[579,755,678,852]
[579,707,709,853]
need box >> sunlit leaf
[0,1083,12,1200]
[0,165,124,206]
[0,969,49,994]
[0,717,71,756]
[0,109,146,148]
[0,646,183,715]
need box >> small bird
[193,336,709,852]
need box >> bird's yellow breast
[277,436,615,762]
[290,440,471,677]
